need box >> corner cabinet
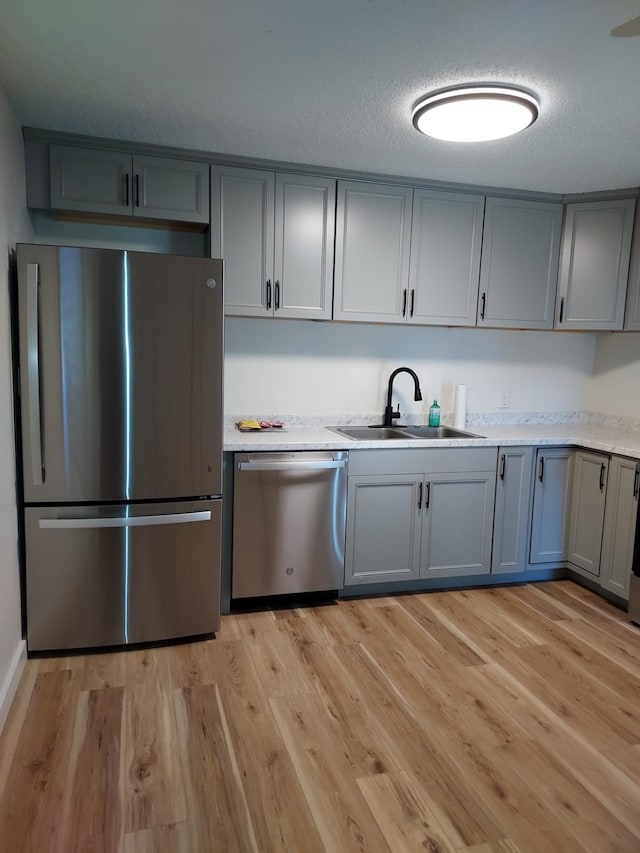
[492,446,535,575]
[529,447,574,565]
[49,145,209,224]
[556,199,635,330]
[567,450,608,578]
[624,207,640,330]
[333,180,413,323]
[211,166,335,319]
[344,448,497,586]
[599,456,639,599]
[477,197,562,330]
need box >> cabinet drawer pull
[425,481,431,510]
[538,456,545,483]
[402,289,407,317]
[418,481,423,510]
[559,296,565,324]
[410,289,415,317]
[634,469,639,499]
[499,454,506,480]
[274,280,280,310]
[134,173,140,207]
[480,292,486,321]
[599,462,606,492]
[266,279,272,310]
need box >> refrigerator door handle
[39,510,212,529]
[26,263,44,486]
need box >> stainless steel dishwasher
[232,451,348,598]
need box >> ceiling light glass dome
[412,86,539,142]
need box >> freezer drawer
[25,500,221,651]
[232,452,347,598]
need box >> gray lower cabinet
[529,448,574,564]
[407,190,484,326]
[492,446,535,574]
[567,450,609,577]
[344,448,497,586]
[477,197,562,330]
[333,180,413,323]
[49,145,209,223]
[599,456,639,599]
[211,166,335,319]
[556,199,635,330]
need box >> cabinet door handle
[418,481,423,510]
[480,292,486,321]
[124,173,130,207]
[538,456,545,483]
[599,462,606,492]
[274,280,280,310]
[633,469,639,499]
[402,289,407,317]
[266,279,272,310]
[134,174,140,207]
[499,454,506,480]
[425,481,431,510]
[559,296,565,324]
[410,289,415,317]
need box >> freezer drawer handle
[237,459,346,471]
[39,511,212,529]
[26,263,44,486]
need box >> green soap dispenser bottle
[428,399,440,427]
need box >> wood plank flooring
[1,580,640,852]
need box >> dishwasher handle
[237,458,346,472]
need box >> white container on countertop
[453,384,467,429]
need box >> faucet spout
[383,367,423,427]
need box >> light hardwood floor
[1,580,640,852]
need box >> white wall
[0,84,32,730]
[587,332,640,420]
[225,318,597,419]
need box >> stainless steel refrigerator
[16,244,223,652]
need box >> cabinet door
[408,190,484,326]
[133,155,209,224]
[274,173,335,320]
[478,198,562,329]
[420,471,495,578]
[529,448,574,564]
[557,200,635,330]
[211,166,275,316]
[492,447,534,575]
[624,209,640,330]
[568,451,608,577]
[344,475,422,585]
[600,457,639,599]
[334,180,413,323]
[49,145,131,216]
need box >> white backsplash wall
[225,318,597,419]
[587,332,640,419]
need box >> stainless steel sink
[328,426,415,440]
[403,425,484,439]
[328,425,485,441]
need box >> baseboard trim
[0,640,27,735]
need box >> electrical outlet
[498,391,511,409]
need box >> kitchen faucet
[383,367,423,427]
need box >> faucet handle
[391,404,401,420]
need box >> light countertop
[224,422,640,460]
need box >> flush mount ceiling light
[412,85,539,142]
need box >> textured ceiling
[1,0,640,193]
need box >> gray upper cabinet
[49,145,209,224]
[556,199,635,330]
[567,450,608,577]
[529,447,574,564]
[408,190,484,326]
[599,456,639,599]
[211,166,334,319]
[333,180,413,323]
[478,197,562,330]
[492,446,534,575]
[624,207,640,330]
